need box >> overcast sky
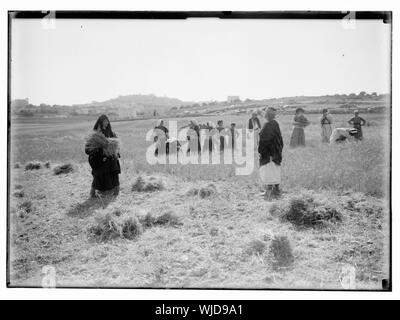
[11,18,391,105]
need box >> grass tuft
[187,183,217,199]
[25,161,41,170]
[53,163,74,175]
[131,176,164,192]
[270,235,295,270]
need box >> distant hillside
[77,94,188,110]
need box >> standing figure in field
[258,107,284,201]
[229,122,239,155]
[320,108,333,143]
[205,121,216,154]
[248,111,262,147]
[154,119,169,156]
[348,110,366,140]
[217,120,225,152]
[85,114,121,198]
[289,108,310,147]
[181,119,201,155]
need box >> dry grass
[186,184,217,198]
[8,113,390,289]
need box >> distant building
[227,96,240,103]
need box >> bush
[270,235,294,269]
[53,163,73,175]
[25,161,41,170]
[281,195,342,228]
[44,161,51,168]
[14,163,21,169]
[131,176,164,192]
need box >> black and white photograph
[6,10,393,292]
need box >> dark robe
[348,116,366,140]
[154,125,169,155]
[85,129,120,192]
[187,125,201,154]
[258,120,284,166]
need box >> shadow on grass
[66,196,115,219]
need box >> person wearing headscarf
[180,119,201,154]
[320,109,333,143]
[258,107,284,200]
[348,110,366,140]
[154,119,169,156]
[85,114,121,198]
[289,107,310,147]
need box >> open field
[8,112,391,289]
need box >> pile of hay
[88,213,142,242]
[278,194,343,228]
[25,161,42,170]
[53,163,73,175]
[131,176,164,192]
[186,183,217,199]
[140,210,181,228]
[270,235,295,270]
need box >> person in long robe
[320,109,333,143]
[289,108,310,147]
[85,114,121,198]
[258,107,284,200]
[348,110,366,140]
[154,119,169,156]
[217,120,225,152]
[180,119,201,155]
[229,123,239,155]
[248,111,262,148]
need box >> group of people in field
[84,108,366,200]
[258,107,367,200]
